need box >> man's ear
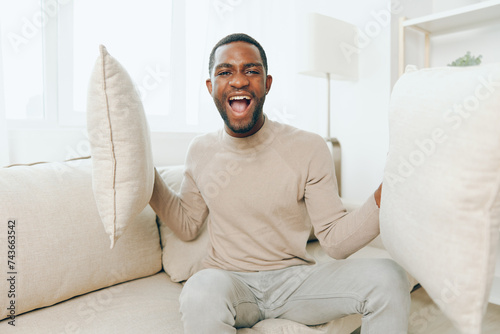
[206,78,213,95]
[265,75,273,94]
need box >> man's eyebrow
[215,63,263,71]
[215,63,233,71]
[243,63,263,68]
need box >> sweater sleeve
[304,136,380,259]
[149,144,208,241]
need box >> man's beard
[214,94,266,134]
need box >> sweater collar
[221,115,276,153]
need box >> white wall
[6,129,198,167]
[293,0,395,202]
[0,119,8,167]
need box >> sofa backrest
[0,158,162,320]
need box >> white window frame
[57,0,81,127]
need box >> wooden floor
[408,286,500,333]
[351,286,500,333]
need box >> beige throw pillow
[87,45,154,248]
[380,63,500,334]
[156,166,209,282]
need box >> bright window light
[0,0,44,120]
[71,0,172,116]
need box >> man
[149,33,410,333]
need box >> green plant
[448,51,482,66]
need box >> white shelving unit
[398,0,500,75]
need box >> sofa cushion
[0,273,183,333]
[87,45,154,248]
[0,158,162,320]
[0,270,361,334]
[380,63,500,334]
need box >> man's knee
[373,259,410,291]
[368,258,411,310]
[180,269,243,332]
[180,268,234,311]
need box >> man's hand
[374,183,382,208]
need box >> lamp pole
[325,73,342,196]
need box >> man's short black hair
[208,33,268,76]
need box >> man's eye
[247,70,259,74]
[217,71,230,76]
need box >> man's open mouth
[228,95,252,114]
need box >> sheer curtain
[0,0,45,123]
[62,0,173,128]
[0,22,7,167]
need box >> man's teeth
[229,96,250,101]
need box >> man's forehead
[214,41,262,64]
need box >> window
[0,0,311,134]
[0,0,45,121]
[1,0,173,130]
[61,0,172,128]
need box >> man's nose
[229,72,249,88]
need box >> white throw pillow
[87,45,154,248]
[380,63,500,334]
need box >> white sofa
[0,157,407,334]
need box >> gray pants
[179,258,411,334]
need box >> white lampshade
[298,13,358,80]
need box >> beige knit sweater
[149,117,380,272]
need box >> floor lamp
[299,13,359,197]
